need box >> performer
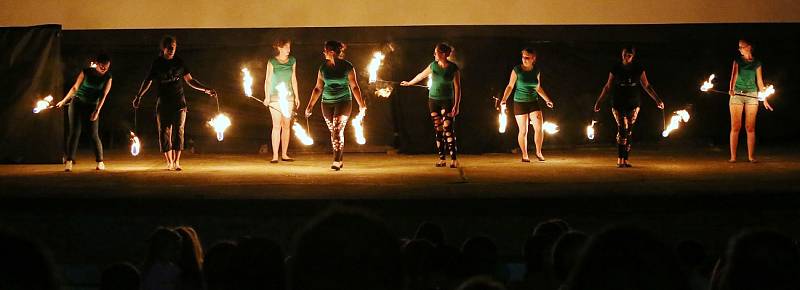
[594,45,664,168]
[55,53,113,172]
[401,43,462,168]
[263,38,300,163]
[499,47,555,162]
[728,39,773,163]
[132,35,217,171]
[304,41,366,171]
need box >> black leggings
[322,101,352,162]
[66,99,103,162]
[157,108,187,152]
[612,107,640,160]
[428,99,457,160]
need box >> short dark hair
[436,43,453,55]
[324,40,346,58]
[521,47,537,55]
[273,38,291,49]
[161,35,177,49]
[94,53,111,64]
[622,45,636,54]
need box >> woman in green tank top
[263,39,300,163]
[401,43,462,168]
[55,53,113,172]
[727,39,774,163]
[499,48,555,162]
[304,41,366,170]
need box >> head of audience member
[551,231,589,285]
[460,236,499,279]
[229,236,285,290]
[0,229,60,290]
[175,226,204,290]
[565,226,690,290]
[100,262,140,290]
[718,229,800,290]
[289,207,402,290]
[414,221,446,247]
[144,227,182,269]
[203,241,237,290]
[456,276,507,290]
[403,239,437,290]
[533,219,570,239]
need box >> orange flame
[498,104,508,133]
[662,110,691,137]
[242,67,254,97]
[757,85,775,101]
[367,52,385,84]
[292,122,314,145]
[700,74,715,92]
[375,87,393,98]
[587,120,597,140]
[33,95,54,113]
[352,108,367,145]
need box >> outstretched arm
[56,71,85,108]
[401,66,432,86]
[184,73,216,97]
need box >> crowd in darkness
[1,207,799,290]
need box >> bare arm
[594,73,614,112]
[132,79,153,109]
[305,71,325,117]
[184,73,216,97]
[292,63,300,109]
[729,60,738,96]
[91,78,112,121]
[263,61,273,105]
[349,68,365,109]
[500,70,517,105]
[757,66,773,111]
[640,71,664,109]
[401,66,432,86]
[536,72,554,108]
[451,70,461,117]
[56,71,85,107]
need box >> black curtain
[0,25,63,163]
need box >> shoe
[617,163,625,168]
[748,159,758,163]
[281,157,294,162]
[436,160,446,167]
[174,163,182,171]
[96,161,105,171]
[624,163,633,168]
[450,160,459,168]
[270,159,279,164]
[330,161,342,171]
[536,155,546,162]
[521,158,530,163]
[728,159,737,163]
[65,160,73,172]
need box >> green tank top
[319,59,353,103]
[428,61,459,100]
[268,56,296,102]
[513,65,539,102]
[75,68,111,104]
[734,57,761,93]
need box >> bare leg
[281,115,292,159]
[269,107,282,162]
[729,104,744,162]
[164,151,173,170]
[173,150,182,170]
[744,104,758,162]
[530,111,544,160]
[514,114,530,160]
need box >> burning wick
[130,131,141,156]
[662,110,691,137]
[375,87,393,98]
[33,95,54,113]
[498,104,508,133]
[276,82,292,118]
[758,85,775,101]
[242,67,254,98]
[541,121,560,135]
[208,114,232,141]
[367,52,385,84]
[292,122,314,145]
[586,120,597,140]
[352,108,367,145]
[700,74,715,92]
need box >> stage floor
[2,147,799,199]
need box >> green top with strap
[513,64,540,102]
[268,56,296,102]
[734,57,761,93]
[428,61,459,100]
[75,68,111,104]
[319,59,353,104]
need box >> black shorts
[513,101,541,115]
[428,99,454,115]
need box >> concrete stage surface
[1,147,800,269]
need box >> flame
[33,95,54,113]
[351,108,367,145]
[700,74,715,92]
[757,85,775,101]
[242,67,254,97]
[90,62,97,68]
[542,121,560,135]
[276,82,292,118]
[498,104,508,133]
[662,109,691,137]
[130,131,141,156]
[292,122,314,145]
[375,87,393,98]
[587,120,597,140]
[208,113,232,141]
[367,52,385,84]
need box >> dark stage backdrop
[0,25,63,163]
[57,24,799,155]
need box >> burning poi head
[498,104,508,133]
[130,131,141,156]
[33,95,54,113]
[586,120,598,140]
[542,121,560,135]
[758,85,775,101]
[241,67,254,97]
[662,110,691,137]
[208,114,232,141]
[352,108,367,145]
[700,74,715,92]
[292,122,314,145]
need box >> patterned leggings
[428,99,457,160]
[322,101,352,162]
[612,107,640,160]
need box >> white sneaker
[96,161,105,170]
[65,160,73,172]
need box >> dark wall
[61,24,800,154]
